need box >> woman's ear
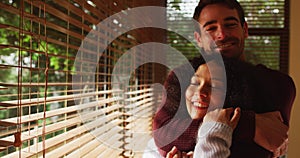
[194,31,203,47]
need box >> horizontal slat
[46,120,123,158]
[0,140,14,152]
[125,115,153,131]
[2,112,123,158]
[65,127,122,157]
[125,107,153,124]
[0,82,113,87]
[95,140,123,158]
[125,97,154,109]
[0,89,123,107]
[0,105,123,149]
[66,134,122,158]
[52,0,99,25]
[125,93,153,102]
[125,117,153,134]
[0,113,77,138]
[0,3,122,55]
[123,134,152,152]
[0,97,122,126]
[0,3,84,41]
[71,0,105,22]
[0,116,81,147]
[125,102,154,118]
[81,129,123,158]
[125,88,153,95]
[24,0,91,33]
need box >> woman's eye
[211,85,225,91]
[190,82,199,86]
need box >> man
[153,0,296,157]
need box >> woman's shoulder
[143,138,163,158]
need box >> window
[167,0,290,73]
[240,0,289,72]
[0,0,157,157]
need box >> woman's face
[185,63,225,120]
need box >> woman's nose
[200,92,208,98]
[197,85,208,98]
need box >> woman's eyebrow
[191,75,198,80]
[211,78,225,85]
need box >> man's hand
[272,138,288,158]
[166,146,193,158]
[254,111,289,155]
[203,107,241,130]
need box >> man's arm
[255,65,296,152]
[254,111,289,153]
[235,65,296,155]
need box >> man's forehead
[198,4,240,24]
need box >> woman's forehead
[195,62,225,82]
[195,64,209,74]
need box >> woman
[168,57,243,158]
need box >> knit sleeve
[194,121,233,158]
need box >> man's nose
[215,26,227,40]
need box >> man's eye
[206,26,217,31]
[226,23,238,28]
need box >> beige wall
[288,0,300,157]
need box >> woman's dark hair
[192,0,246,33]
[190,56,258,110]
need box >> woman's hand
[203,107,241,130]
[166,146,193,158]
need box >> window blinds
[0,0,158,157]
[239,0,289,72]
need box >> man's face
[194,3,248,60]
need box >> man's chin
[220,51,242,59]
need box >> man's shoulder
[254,64,296,94]
[255,64,293,81]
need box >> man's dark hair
[192,0,246,33]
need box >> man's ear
[194,31,203,47]
[243,22,249,38]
